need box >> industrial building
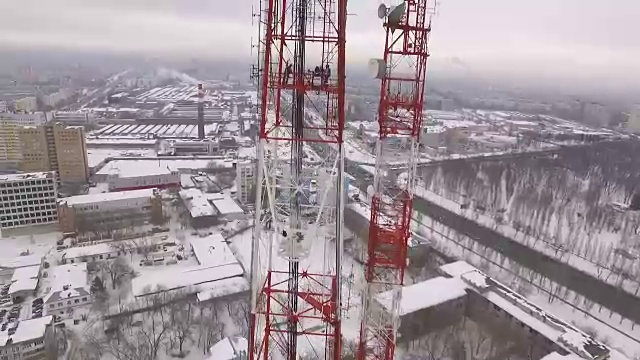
[0,172,58,231]
[376,261,611,360]
[57,188,163,234]
[93,158,233,192]
[19,123,90,183]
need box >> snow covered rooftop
[0,316,53,346]
[180,188,216,218]
[10,265,40,282]
[86,148,155,168]
[0,254,43,269]
[9,278,38,295]
[207,337,248,360]
[48,263,87,295]
[190,233,237,267]
[439,260,477,277]
[131,263,244,297]
[95,157,232,178]
[0,172,54,182]
[209,194,244,216]
[60,188,155,206]
[196,277,250,302]
[62,243,115,259]
[375,276,468,316]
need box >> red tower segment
[249,0,348,358]
[358,1,431,359]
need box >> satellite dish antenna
[366,185,375,198]
[377,4,389,19]
[368,59,386,80]
[388,1,406,28]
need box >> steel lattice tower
[249,0,348,358]
[357,1,431,359]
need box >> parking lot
[0,284,45,333]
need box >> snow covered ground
[414,185,640,297]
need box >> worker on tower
[323,64,331,85]
[283,62,293,85]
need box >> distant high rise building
[235,160,255,204]
[0,120,23,163]
[581,102,610,127]
[19,123,89,183]
[627,105,640,134]
[14,97,38,113]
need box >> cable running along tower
[358,1,431,359]
[249,0,347,358]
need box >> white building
[0,172,58,231]
[0,112,47,125]
[627,105,640,134]
[0,316,55,360]
[8,264,41,303]
[235,160,255,204]
[94,159,181,191]
[57,188,162,233]
[45,263,91,319]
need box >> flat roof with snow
[190,233,236,267]
[0,172,54,182]
[131,263,244,297]
[196,277,249,302]
[376,276,468,316]
[62,243,115,259]
[95,158,232,178]
[210,195,244,216]
[207,337,248,360]
[9,278,38,295]
[49,263,87,293]
[0,316,53,346]
[11,265,40,282]
[0,254,43,269]
[180,188,216,218]
[60,188,155,206]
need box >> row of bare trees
[71,292,250,360]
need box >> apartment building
[0,316,55,360]
[235,160,255,204]
[57,188,163,234]
[0,172,58,231]
[0,113,46,164]
[19,123,89,183]
[45,263,91,319]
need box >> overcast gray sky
[1,0,638,86]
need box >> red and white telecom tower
[249,0,348,358]
[358,1,432,359]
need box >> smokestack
[197,83,205,140]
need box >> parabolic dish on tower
[368,59,386,80]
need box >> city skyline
[1,0,639,93]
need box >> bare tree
[102,257,133,290]
[132,237,160,260]
[168,301,195,356]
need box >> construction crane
[248,0,348,358]
[358,1,432,359]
